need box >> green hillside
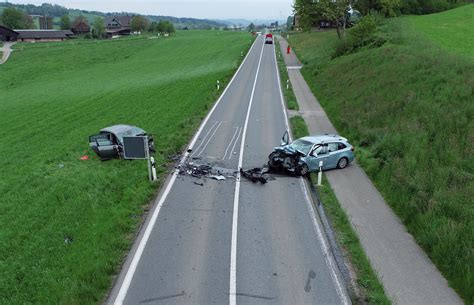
[289,6,473,303]
[0,31,252,304]
[404,5,474,57]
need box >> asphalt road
[108,36,349,305]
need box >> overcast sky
[10,0,294,20]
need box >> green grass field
[403,5,474,57]
[0,31,252,304]
[290,6,473,303]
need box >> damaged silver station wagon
[89,124,154,160]
[268,132,355,175]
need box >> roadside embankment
[288,6,473,302]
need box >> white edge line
[228,127,242,160]
[229,39,265,305]
[273,38,350,305]
[223,127,239,160]
[113,38,259,305]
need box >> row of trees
[129,16,176,35]
[0,7,35,29]
[293,0,468,36]
[1,7,176,38]
[59,14,175,38]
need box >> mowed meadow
[0,31,252,304]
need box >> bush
[333,15,385,57]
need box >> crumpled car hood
[274,145,299,155]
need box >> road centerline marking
[228,127,243,160]
[112,38,259,305]
[229,39,265,305]
[223,127,240,160]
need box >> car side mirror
[281,131,289,146]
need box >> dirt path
[278,36,462,305]
[0,42,16,65]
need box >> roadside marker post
[317,161,323,186]
[217,80,220,90]
[286,79,289,90]
[150,157,157,182]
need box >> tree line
[1,8,175,39]
[293,0,469,33]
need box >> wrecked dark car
[268,131,355,175]
[89,124,154,160]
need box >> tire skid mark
[222,126,240,160]
[190,120,219,157]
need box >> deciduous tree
[1,7,34,29]
[60,15,71,30]
[92,17,105,38]
[130,15,149,33]
[156,20,175,36]
[294,0,354,41]
[247,22,255,32]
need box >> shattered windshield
[289,139,313,155]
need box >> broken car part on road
[239,167,274,184]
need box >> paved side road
[278,37,463,305]
[0,42,15,65]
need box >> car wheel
[297,163,309,176]
[337,157,349,169]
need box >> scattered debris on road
[240,167,274,184]
[178,161,237,182]
[194,181,204,186]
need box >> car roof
[299,134,349,144]
[100,124,145,136]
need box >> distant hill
[217,18,286,27]
[0,2,227,29]
[147,15,225,30]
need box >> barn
[0,26,19,42]
[15,30,74,42]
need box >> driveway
[0,42,16,65]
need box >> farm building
[0,26,19,42]
[105,15,132,38]
[71,21,90,35]
[15,30,74,42]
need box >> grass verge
[289,116,308,139]
[289,113,389,303]
[289,6,473,302]
[310,173,391,304]
[275,37,299,110]
[0,30,253,304]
